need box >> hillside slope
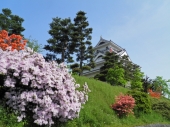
[0,75,170,127]
[66,75,170,127]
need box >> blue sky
[1,0,170,80]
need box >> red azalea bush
[0,30,27,51]
[111,93,135,117]
[148,89,161,99]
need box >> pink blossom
[0,47,90,126]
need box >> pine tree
[142,76,153,93]
[94,51,140,82]
[131,68,144,90]
[119,55,140,81]
[44,17,75,63]
[94,52,119,81]
[0,8,25,36]
[73,11,94,75]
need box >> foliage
[130,68,144,90]
[26,37,43,53]
[127,90,151,115]
[148,89,161,99]
[119,55,140,82]
[151,98,170,120]
[152,76,170,97]
[0,105,24,127]
[73,11,94,75]
[44,17,75,63]
[142,75,153,93]
[0,30,27,51]
[94,52,140,83]
[70,63,92,75]
[0,47,90,126]
[0,8,25,36]
[106,66,127,86]
[111,93,135,117]
[70,63,79,69]
[94,52,119,81]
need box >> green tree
[44,17,75,63]
[73,11,94,75]
[94,51,139,82]
[142,75,153,93]
[131,68,144,90]
[70,63,81,75]
[128,90,151,115]
[106,66,126,86]
[94,52,119,81]
[26,37,43,53]
[0,8,25,36]
[119,55,139,81]
[152,76,170,97]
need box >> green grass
[0,105,24,127]
[65,75,170,127]
[0,75,170,127]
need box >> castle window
[99,42,105,45]
[98,55,102,58]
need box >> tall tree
[0,8,25,36]
[44,17,75,63]
[131,68,144,90]
[73,11,94,75]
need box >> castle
[82,37,131,77]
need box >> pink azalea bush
[0,47,90,126]
[111,93,135,117]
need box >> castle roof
[94,36,124,51]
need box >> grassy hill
[67,75,170,127]
[0,75,170,127]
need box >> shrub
[151,99,170,120]
[127,90,151,115]
[148,89,161,99]
[106,66,126,86]
[111,93,135,117]
[0,47,90,126]
[0,30,27,51]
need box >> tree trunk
[79,47,83,76]
[61,43,65,63]
[61,41,67,63]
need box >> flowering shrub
[0,47,90,126]
[148,89,161,99]
[111,93,135,117]
[0,30,27,51]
